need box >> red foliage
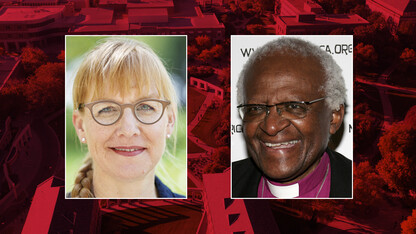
[195,35,211,50]
[246,24,266,35]
[203,146,230,173]
[401,209,416,234]
[354,43,378,68]
[350,162,384,210]
[21,47,48,74]
[188,45,199,58]
[57,50,65,61]
[400,48,416,64]
[377,107,416,196]
[25,62,65,109]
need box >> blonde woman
[68,38,185,198]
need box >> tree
[349,4,369,18]
[400,48,416,64]
[401,209,416,234]
[188,45,199,58]
[376,106,416,196]
[353,25,376,44]
[398,48,416,72]
[367,12,387,31]
[195,35,211,50]
[353,104,382,157]
[217,67,230,87]
[21,47,48,74]
[398,21,416,47]
[24,62,65,110]
[57,50,65,61]
[404,105,416,125]
[229,2,239,13]
[203,146,230,173]
[197,49,215,62]
[188,65,214,78]
[214,102,230,146]
[246,24,266,35]
[258,0,275,11]
[329,28,347,35]
[210,44,225,59]
[354,43,378,69]
[345,162,384,216]
[220,13,236,24]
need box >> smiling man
[232,37,352,198]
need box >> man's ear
[166,109,176,136]
[73,110,86,143]
[330,104,345,135]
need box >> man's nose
[259,107,290,135]
[117,108,141,137]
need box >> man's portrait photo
[231,36,353,199]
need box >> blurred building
[0,0,224,51]
[198,171,280,233]
[0,56,22,91]
[22,176,99,233]
[0,5,73,51]
[366,0,416,32]
[275,13,369,35]
[274,0,369,34]
[280,0,325,16]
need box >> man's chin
[262,168,301,184]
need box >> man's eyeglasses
[237,97,326,122]
[78,99,170,126]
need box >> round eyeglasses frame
[78,99,171,126]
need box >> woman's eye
[137,104,155,111]
[99,106,117,113]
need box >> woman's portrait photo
[65,36,187,198]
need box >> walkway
[187,89,215,158]
[355,61,416,129]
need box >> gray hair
[236,37,346,111]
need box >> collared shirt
[257,152,331,198]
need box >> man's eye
[246,106,265,114]
[286,103,307,113]
[287,104,303,109]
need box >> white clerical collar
[266,180,299,198]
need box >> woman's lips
[110,146,145,157]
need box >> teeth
[114,148,140,152]
[265,140,299,147]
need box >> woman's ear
[73,110,86,143]
[166,109,176,136]
[330,104,345,135]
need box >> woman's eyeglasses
[78,99,170,126]
[237,97,326,122]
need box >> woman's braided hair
[71,156,94,198]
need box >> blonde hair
[71,38,178,198]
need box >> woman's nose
[117,108,141,137]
